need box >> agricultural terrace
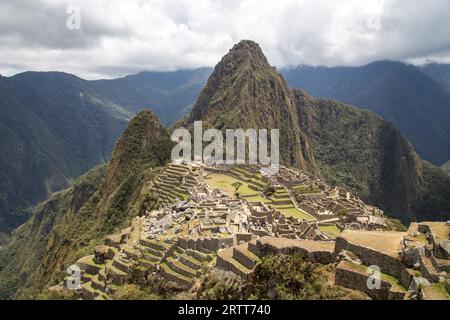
[205,168,316,222]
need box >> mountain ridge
[0,73,128,235]
[187,40,316,173]
[0,69,208,236]
[281,61,450,165]
[0,110,172,298]
[185,40,450,223]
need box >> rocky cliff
[0,110,171,298]
[187,40,316,172]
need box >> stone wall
[255,237,335,264]
[335,261,405,300]
[335,237,404,277]
[215,251,249,279]
[177,236,233,252]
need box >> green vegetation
[0,165,107,299]
[274,206,316,222]
[336,208,348,219]
[0,68,209,236]
[294,90,450,223]
[111,284,161,300]
[422,283,450,300]
[293,185,320,195]
[231,181,243,198]
[183,40,450,224]
[385,218,407,232]
[319,225,342,238]
[36,288,78,300]
[340,261,406,292]
[186,40,315,173]
[442,161,450,174]
[417,162,450,221]
[0,111,171,299]
[206,172,316,221]
[285,62,450,166]
[262,183,276,197]
[0,73,128,235]
[199,254,367,300]
[205,174,257,196]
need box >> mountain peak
[186,40,316,172]
[228,39,266,59]
[103,110,171,194]
[217,40,273,75]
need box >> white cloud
[0,0,449,79]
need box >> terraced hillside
[75,222,217,300]
[153,163,202,208]
[205,166,316,221]
[48,161,450,300]
[50,161,411,299]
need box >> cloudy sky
[1,0,450,79]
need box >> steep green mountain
[442,161,450,173]
[421,63,450,94]
[0,110,172,299]
[293,90,429,222]
[186,40,315,172]
[187,40,450,223]
[89,69,211,126]
[282,62,450,165]
[0,165,106,299]
[0,73,128,235]
[0,69,208,237]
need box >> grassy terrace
[340,261,406,292]
[423,222,450,241]
[423,283,450,300]
[319,225,342,238]
[339,230,405,257]
[292,184,321,195]
[273,206,316,221]
[205,172,316,221]
[205,173,258,196]
[77,255,105,269]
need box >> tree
[336,208,348,219]
[263,183,276,197]
[231,182,243,199]
[231,182,243,192]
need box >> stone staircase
[74,228,135,300]
[215,237,336,279]
[76,255,110,300]
[154,163,200,207]
[216,241,262,279]
[158,240,216,289]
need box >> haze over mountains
[281,61,450,165]
[0,70,208,236]
[421,63,450,94]
[89,68,211,126]
[0,72,128,236]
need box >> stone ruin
[59,162,449,300]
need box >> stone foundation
[335,236,403,277]
[254,236,335,264]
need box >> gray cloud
[0,0,449,79]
